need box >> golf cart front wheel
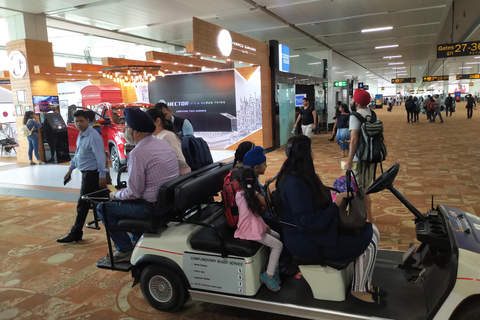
[140,265,188,312]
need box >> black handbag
[337,170,367,236]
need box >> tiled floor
[0,103,479,319]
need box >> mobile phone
[341,161,357,170]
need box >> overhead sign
[192,17,269,66]
[334,81,347,87]
[391,78,416,84]
[437,41,480,58]
[381,87,385,90]
[364,84,369,90]
[423,75,449,82]
[278,44,290,72]
[457,74,480,80]
[358,82,364,88]
[470,82,474,86]
[323,82,328,88]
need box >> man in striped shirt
[97,108,179,263]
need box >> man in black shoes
[57,110,109,243]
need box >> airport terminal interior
[1,0,480,319]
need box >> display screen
[148,71,236,131]
[437,41,480,58]
[295,94,306,107]
[448,84,469,94]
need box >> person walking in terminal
[432,94,444,123]
[155,102,194,137]
[276,135,384,305]
[97,108,179,263]
[466,94,476,119]
[344,89,377,222]
[445,94,455,117]
[234,167,283,292]
[57,110,109,243]
[328,101,342,141]
[146,108,191,176]
[336,103,350,157]
[293,97,316,138]
[23,111,44,165]
[405,96,415,123]
[427,96,436,122]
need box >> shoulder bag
[337,169,367,236]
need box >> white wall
[57,80,91,121]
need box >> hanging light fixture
[102,65,165,86]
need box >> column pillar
[6,13,58,163]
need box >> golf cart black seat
[190,214,262,257]
[116,162,232,232]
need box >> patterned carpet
[0,102,479,319]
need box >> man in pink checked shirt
[97,108,179,263]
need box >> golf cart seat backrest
[117,162,232,231]
[190,214,262,257]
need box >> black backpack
[181,135,214,171]
[352,111,387,165]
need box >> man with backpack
[345,89,387,222]
[155,102,194,137]
[405,96,415,123]
[445,94,455,117]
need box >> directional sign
[391,78,416,84]
[334,81,347,87]
[423,75,449,82]
[437,41,480,58]
[456,74,480,80]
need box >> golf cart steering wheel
[365,163,400,195]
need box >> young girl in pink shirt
[234,167,283,291]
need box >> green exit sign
[334,81,347,87]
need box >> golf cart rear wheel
[140,265,188,312]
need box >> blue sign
[295,94,306,107]
[279,44,290,72]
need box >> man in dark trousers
[57,110,108,243]
[155,102,194,137]
[445,94,454,117]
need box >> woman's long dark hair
[233,141,255,167]
[276,135,332,210]
[146,108,175,133]
[23,111,34,125]
[237,167,263,217]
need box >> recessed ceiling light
[388,62,404,65]
[68,73,72,75]
[189,64,193,67]
[459,66,472,69]
[289,55,299,58]
[383,55,402,59]
[78,70,82,72]
[174,62,178,65]
[119,25,148,32]
[392,67,406,69]
[196,52,201,55]
[362,26,393,33]
[375,45,399,49]
[465,62,480,65]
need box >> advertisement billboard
[448,84,469,94]
[149,71,236,132]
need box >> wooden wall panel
[260,66,272,148]
[7,39,58,163]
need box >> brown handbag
[338,170,367,236]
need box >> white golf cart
[94,162,480,320]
